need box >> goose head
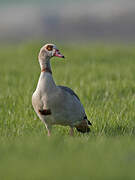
[38,44,65,61]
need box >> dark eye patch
[46,45,53,51]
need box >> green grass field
[0,43,135,179]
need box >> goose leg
[44,122,51,136]
[47,129,51,136]
[69,127,74,136]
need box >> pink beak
[54,49,65,58]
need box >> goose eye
[46,45,53,51]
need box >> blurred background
[0,0,135,44]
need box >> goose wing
[58,86,92,129]
[58,86,80,101]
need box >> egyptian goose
[32,44,92,136]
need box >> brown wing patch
[39,109,51,116]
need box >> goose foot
[69,127,74,136]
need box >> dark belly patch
[39,109,51,116]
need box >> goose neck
[39,57,52,74]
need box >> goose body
[32,44,91,136]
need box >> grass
[0,42,135,179]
